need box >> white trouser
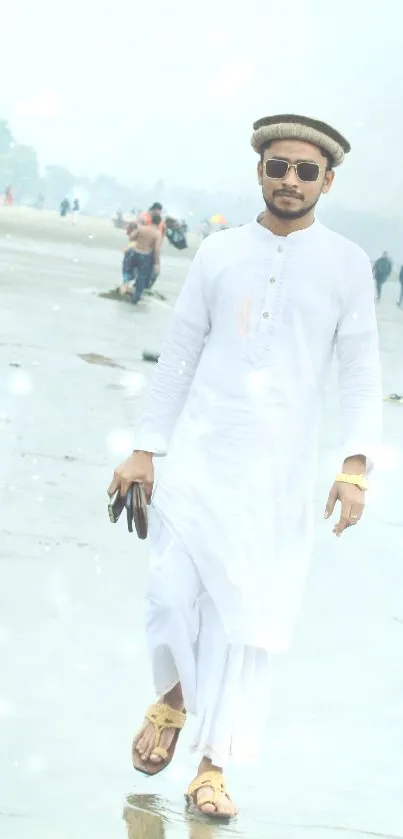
[145,512,272,768]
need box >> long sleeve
[336,249,383,471]
[134,246,212,455]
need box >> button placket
[263,245,284,313]
[247,241,288,364]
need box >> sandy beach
[0,205,200,257]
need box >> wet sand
[1,228,402,839]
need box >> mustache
[273,189,303,200]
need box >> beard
[264,192,320,220]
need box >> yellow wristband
[335,473,368,491]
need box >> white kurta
[136,219,382,653]
[146,510,272,766]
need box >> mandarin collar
[250,215,321,242]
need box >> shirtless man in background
[139,202,166,238]
[119,213,162,304]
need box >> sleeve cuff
[133,429,168,457]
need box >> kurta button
[277,245,283,253]
[262,311,269,319]
[269,276,276,284]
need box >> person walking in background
[60,197,70,218]
[72,197,81,224]
[373,250,392,301]
[165,216,188,251]
[4,185,13,206]
[108,113,382,818]
[397,265,403,308]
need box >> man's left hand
[324,481,365,537]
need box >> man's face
[257,140,335,220]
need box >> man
[373,250,392,301]
[139,203,165,289]
[60,197,70,218]
[139,202,166,238]
[4,185,13,206]
[397,265,403,308]
[72,197,80,225]
[108,114,382,818]
[165,215,188,250]
[118,214,162,304]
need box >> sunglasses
[265,158,323,183]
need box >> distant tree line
[0,118,146,216]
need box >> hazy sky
[2,0,402,214]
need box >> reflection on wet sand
[124,795,165,839]
[185,816,227,839]
[123,794,226,839]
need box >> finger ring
[350,514,358,520]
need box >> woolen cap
[251,113,351,166]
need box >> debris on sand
[78,353,125,369]
[142,351,160,363]
[98,288,168,303]
[384,393,403,403]
[98,289,131,302]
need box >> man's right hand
[108,451,154,502]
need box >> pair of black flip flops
[125,483,148,539]
[109,483,148,539]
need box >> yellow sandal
[186,770,237,819]
[132,703,186,776]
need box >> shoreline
[0,205,200,255]
[0,206,128,250]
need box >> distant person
[4,185,13,206]
[373,250,392,301]
[60,197,70,218]
[201,219,211,239]
[397,265,403,308]
[35,192,44,210]
[119,213,162,304]
[72,198,80,224]
[165,216,188,250]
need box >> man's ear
[322,169,335,195]
[257,160,263,186]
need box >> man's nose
[282,164,299,186]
